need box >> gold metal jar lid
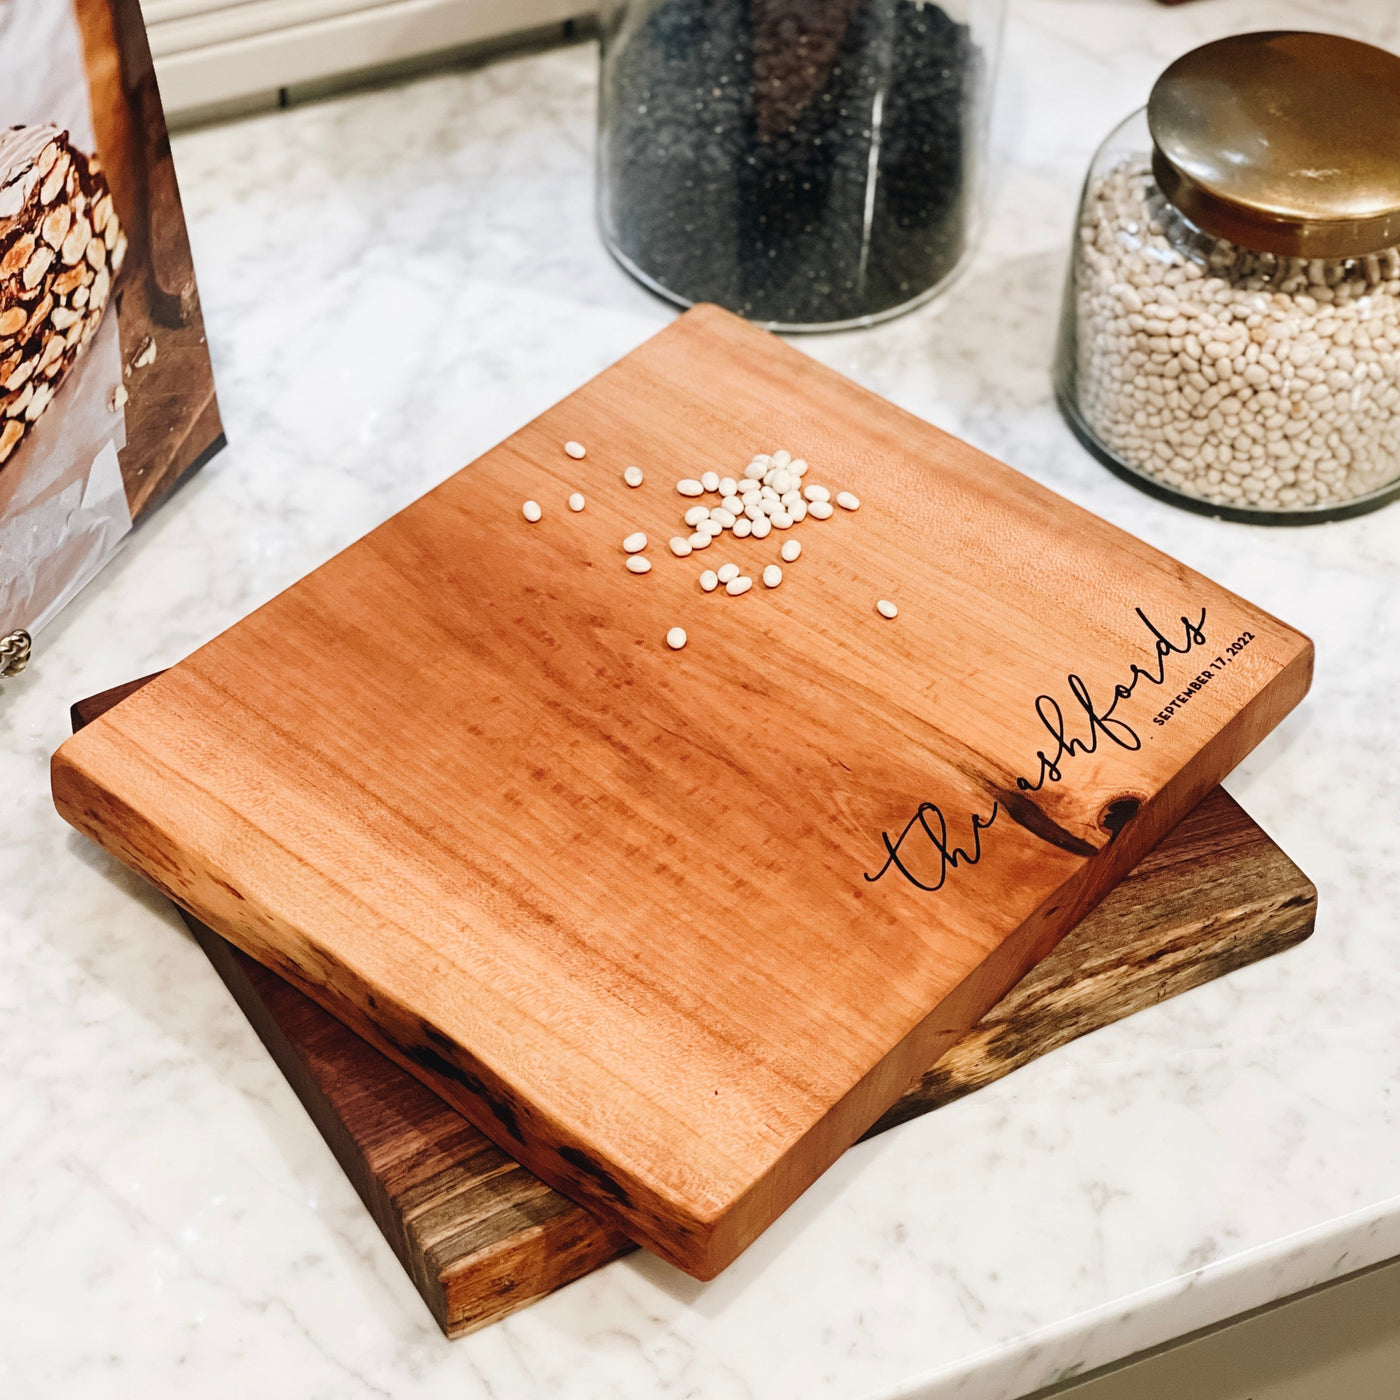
[1148,31,1400,259]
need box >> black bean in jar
[596,0,989,328]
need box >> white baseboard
[143,0,590,118]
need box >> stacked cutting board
[56,306,1315,1329]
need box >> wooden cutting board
[51,305,1313,1278]
[73,673,1318,1336]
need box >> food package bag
[0,0,222,654]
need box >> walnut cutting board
[72,672,1318,1337]
[52,305,1313,1278]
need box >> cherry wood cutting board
[52,305,1313,1279]
[73,674,1317,1336]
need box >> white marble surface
[4,1,1400,1396]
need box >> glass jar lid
[1148,31,1400,259]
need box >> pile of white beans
[667,450,858,558]
[1072,161,1400,511]
[522,443,893,649]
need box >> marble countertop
[5,1,1400,1396]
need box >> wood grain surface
[71,678,1316,1336]
[52,305,1314,1278]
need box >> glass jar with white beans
[1055,31,1400,523]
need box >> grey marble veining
[3,2,1399,1397]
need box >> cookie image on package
[0,124,126,466]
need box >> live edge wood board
[72,676,1318,1336]
[52,305,1314,1279]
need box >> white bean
[772,471,792,494]
[623,532,647,553]
[760,499,782,517]
[877,599,898,619]
[718,477,738,496]
[808,500,834,519]
[711,508,737,527]
[699,569,718,592]
[789,500,807,523]
[669,536,693,557]
[721,495,745,513]
[726,575,753,596]
[760,485,779,500]
[803,484,831,502]
[836,491,861,511]
[780,490,802,506]
[667,627,687,650]
[763,565,782,588]
[781,539,801,562]
[522,500,542,522]
[698,519,722,538]
[789,459,808,478]
[677,479,704,496]
[627,556,652,574]
[701,471,720,492]
[743,461,767,480]
[733,518,753,538]
[744,503,765,522]
[568,492,585,512]
[717,563,740,583]
[623,466,644,487]
[771,449,791,468]
[689,531,712,550]
[771,511,792,529]
[684,505,709,527]
[564,440,586,459]
[751,515,772,539]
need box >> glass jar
[596,0,1004,331]
[1055,32,1400,523]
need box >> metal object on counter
[0,628,31,678]
[1056,31,1400,523]
[595,0,1005,332]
